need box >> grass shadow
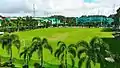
[101,37,120,68]
[43,61,77,68]
[102,38,120,53]
[101,28,113,32]
[0,56,77,68]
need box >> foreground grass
[0,28,114,68]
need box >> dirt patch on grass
[48,32,68,41]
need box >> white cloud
[0,0,120,17]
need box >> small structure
[9,17,61,25]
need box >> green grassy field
[0,28,116,68]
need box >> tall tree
[16,17,24,31]
[0,34,20,65]
[30,37,53,67]
[25,16,35,29]
[113,8,120,30]
[54,41,76,68]
[76,37,111,68]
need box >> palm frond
[91,53,97,66]
[31,41,39,49]
[24,53,27,60]
[90,37,103,47]
[13,40,21,50]
[101,42,110,50]
[70,56,75,68]
[55,49,64,59]
[77,49,86,59]
[44,44,53,54]
[6,44,12,55]
[68,47,76,58]
[2,34,9,39]
[37,48,41,59]
[20,51,25,58]
[68,44,75,48]
[0,34,9,49]
[59,63,65,68]
[56,51,62,59]
[104,50,112,57]
[32,37,41,42]
[42,38,48,45]
[61,54,64,61]
[57,41,64,46]
[54,49,60,57]
[28,53,32,60]
[20,47,29,60]
[79,40,89,49]
[76,41,82,48]
[78,57,86,68]
[29,45,37,57]
[10,34,19,40]
[58,43,66,51]
[86,57,91,68]
[2,42,6,49]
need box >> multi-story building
[76,15,114,25]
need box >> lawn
[0,28,115,68]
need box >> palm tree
[25,16,34,29]
[30,37,53,68]
[20,47,32,68]
[0,34,20,65]
[16,17,24,31]
[54,41,76,68]
[76,37,111,68]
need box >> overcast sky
[0,0,120,17]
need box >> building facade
[76,15,114,25]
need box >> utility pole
[33,4,35,17]
[113,4,116,14]
[98,8,100,15]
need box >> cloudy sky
[0,0,120,17]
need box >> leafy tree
[0,34,20,65]
[112,8,120,30]
[25,16,38,29]
[54,41,76,68]
[76,37,111,68]
[30,37,53,67]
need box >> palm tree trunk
[26,55,29,65]
[10,48,12,65]
[41,48,43,67]
[65,50,67,68]
[17,26,19,32]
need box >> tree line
[0,15,114,33]
[0,7,120,33]
[0,33,119,68]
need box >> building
[0,18,2,26]
[9,17,61,25]
[76,15,114,25]
[42,18,61,24]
